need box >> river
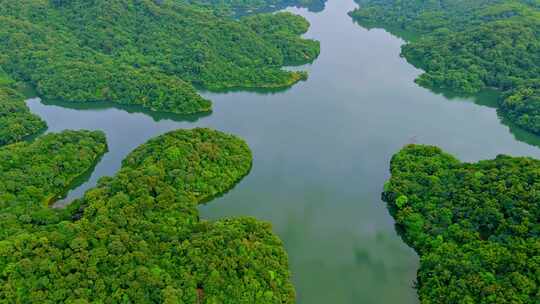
[26,0,540,302]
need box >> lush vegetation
[0,128,295,303]
[0,1,310,301]
[0,70,45,146]
[0,0,319,115]
[242,12,320,65]
[0,130,107,238]
[383,145,539,304]
[350,0,540,134]
[501,84,540,133]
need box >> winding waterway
[26,0,540,302]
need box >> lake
[26,0,540,302]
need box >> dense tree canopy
[0,130,107,238]
[350,0,539,33]
[0,0,320,114]
[501,84,540,133]
[0,128,296,303]
[350,0,540,134]
[242,12,320,65]
[0,1,312,301]
[0,70,45,146]
[383,145,539,304]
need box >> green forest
[0,0,320,115]
[0,0,315,302]
[0,69,46,146]
[350,0,540,134]
[1,0,539,303]
[383,145,539,303]
[0,128,295,303]
[0,130,107,238]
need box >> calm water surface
[27,0,540,302]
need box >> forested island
[383,145,539,303]
[0,128,295,303]
[350,0,540,135]
[0,0,320,115]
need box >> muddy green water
[26,0,540,302]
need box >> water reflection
[39,99,211,123]
[25,0,540,302]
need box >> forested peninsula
[0,130,107,237]
[383,145,539,304]
[0,0,320,115]
[350,0,540,135]
[0,128,295,303]
[0,69,45,145]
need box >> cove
[26,0,540,302]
